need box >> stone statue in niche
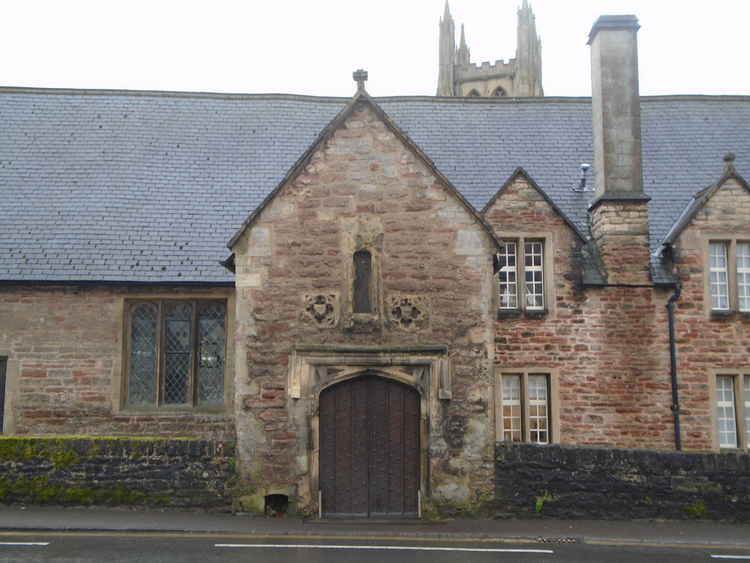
[388,295,428,331]
[302,294,338,328]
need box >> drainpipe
[666,282,682,451]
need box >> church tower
[436,1,544,97]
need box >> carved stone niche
[302,294,338,328]
[388,295,429,331]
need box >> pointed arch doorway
[319,373,420,518]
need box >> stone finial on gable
[724,152,736,175]
[353,69,368,93]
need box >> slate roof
[1,88,749,283]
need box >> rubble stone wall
[495,442,750,521]
[672,178,750,450]
[0,436,235,508]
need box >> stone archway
[286,344,452,515]
[319,373,420,518]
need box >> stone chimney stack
[588,15,651,284]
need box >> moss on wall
[0,436,236,508]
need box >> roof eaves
[0,279,235,287]
[661,167,750,247]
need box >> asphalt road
[1,533,750,563]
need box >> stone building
[0,15,749,518]
[437,1,543,97]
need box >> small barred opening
[265,494,289,517]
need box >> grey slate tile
[1,91,748,283]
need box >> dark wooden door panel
[351,378,369,516]
[320,374,419,518]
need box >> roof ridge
[0,86,352,102]
[2,86,750,104]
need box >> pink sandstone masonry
[0,286,235,440]
[485,174,674,450]
[671,178,750,450]
[231,101,497,511]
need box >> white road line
[0,542,50,546]
[711,556,750,560]
[215,544,553,554]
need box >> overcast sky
[2,0,749,98]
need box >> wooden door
[319,374,420,518]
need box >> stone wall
[485,174,675,450]
[0,285,235,440]
[495,442,750,521]
[0,436,235,508]
[232,99,498,511]
[672,177,750,450]
[590,200,651,284]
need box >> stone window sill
[497,309,548,320]
[710,310,750,321]
[118,406,226,416]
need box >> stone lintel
[293,343,448,355]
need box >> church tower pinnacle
[436,1,457,96]
[436,1,544,97]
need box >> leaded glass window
[125,300,226,409]
[197,302,226,406]
[128,303,158,406]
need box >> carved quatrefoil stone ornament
[303,294,338,328]
[388,295,429,331]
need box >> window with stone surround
[125,300,226,409]
[499,372,551,444]
[496,239,546,313]
[708,240,750,313]
[715,373,750,449]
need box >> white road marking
[711,556,750,560]
[0,542,50,546]
[215,543,553,554]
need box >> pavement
[0,505,748,548]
